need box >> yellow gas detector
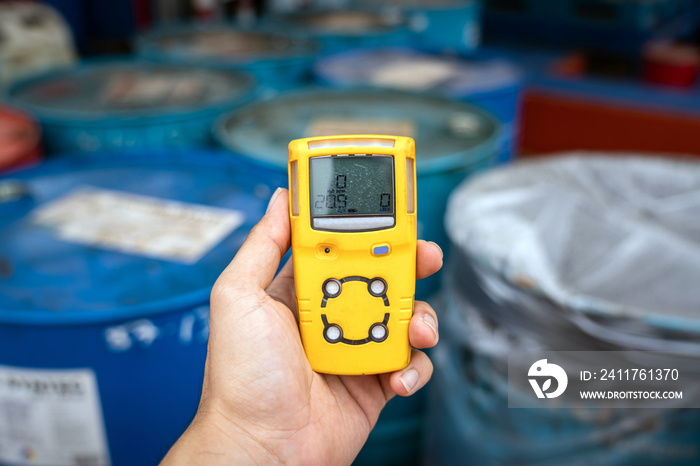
[288,135,417,375]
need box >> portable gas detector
[288,135,417,375]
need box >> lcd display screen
[309,155,394,217]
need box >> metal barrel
[314,47,522,162]
[136,24,320,90]
[0,150,287,466]
[360,0,484,54]
[431,154,700,465]
[264,9,411,56]
[7,60,258,155]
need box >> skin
[161,188,442,466]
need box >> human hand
[161,188,442,466]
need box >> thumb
[217,188,290,291]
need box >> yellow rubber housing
[289,135,417,375]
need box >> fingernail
[266,187,283,214]
[399,368,419,394]
[428,241,443,260]
[422,314,438,340]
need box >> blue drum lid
[137,26,319,63]
[7,61,257,121]
[315,48,521,97]
[215,88,499,174]
[0,152,285,324]
[276,10,404,36]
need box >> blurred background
[1,0,699,465]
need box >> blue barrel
[361,0,483,54]
[213,88,499,299]
[314,47,522,162]
[6,61,258,155]
[429,155,700,466]
[265,9,411,55]
[136,24,320,89]
[0,151,286,466]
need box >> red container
[0,106,42,172]
[643,41,700,88]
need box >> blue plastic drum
[136,25,320,89]
[314,47,522,162]
[362,0,483,54]
[266,9,410,55]
[7,61,258,155]
[0,151,286,466]
[213,88,499,299]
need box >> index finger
[216,188,290,292]
[417,240,443,280]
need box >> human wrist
[161,405,282,466]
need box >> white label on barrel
[370,58,459,91]
[32,187,246,264]
[307,117,416,138]
[0,366,110,466]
